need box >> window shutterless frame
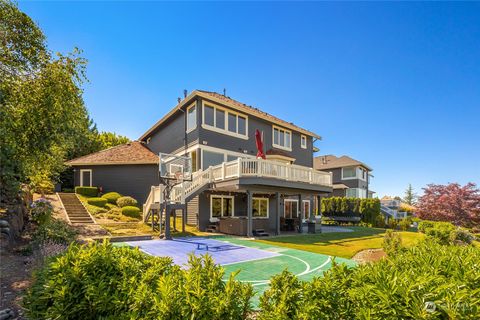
[79,169,92,187]
[252,197,269,218]
[301,135,307,149]
[201,101,248,139]
[186,102,197,133]
[210,195,235,219]
[272,125,292,151]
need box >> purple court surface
[125,237,280,266]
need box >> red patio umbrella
[255,129,266,159]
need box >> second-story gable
[140,90,321,168]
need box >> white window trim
[79,169,92,187]
[302,200,310,219]
[210,195,235,219]
[200,146,256,170]
[300,135,307,149]
[252,197,269,219]
[186,102,197,133]
[346,188,367,199]
[341,166,358,180]
[201,102,248,140]
[272,125,292,151]
[284,199,299,218]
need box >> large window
[346,188,367,199]
[187,104,197,132]
[342,166,368,181]
[273,126,292,151]
[253,198,269,218]
[211,195,234,218]
[284,199,299,219]
[202,103,248,139]
[202,150,224,169]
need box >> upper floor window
[273,125,292,151]
[187,104,197,132]
[202,102,248,139]
[342,166,368,181]
[301,135,307,149]
[346,188,367,198]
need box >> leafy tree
[416,183,480,228]
[96,131,130,150]
[402,183,417,205]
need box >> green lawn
[255,227,425,259]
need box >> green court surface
[217,237,356,306]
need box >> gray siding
[186,196,199,226]
[328,167,369,189]
[198,97,314,167]
[73,164,159,205]
[143,98,200,155]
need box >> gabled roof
[66,141,158,166]
[314,155,372,171]
[139,90,321,140]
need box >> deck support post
[247,190,253,237]
[298,194,303,233]
[275,192,281,236]
[182,207,186,233]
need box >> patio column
[247,190,253,237]
[182,207,186,233]
[275,192,281,235]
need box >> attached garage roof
[66,141,158,166]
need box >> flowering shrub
[30,198,53,224]
[32,219,77,245]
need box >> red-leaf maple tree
[416,183,480,227]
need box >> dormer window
[301,135,307,149]
[273,125,292,151]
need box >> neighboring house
[314,155,374,198]
[67,90,333,236]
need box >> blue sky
[19,1,480,198]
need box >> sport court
[122,236,356,306]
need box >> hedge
[87,197,107,208]
[418,220,474,245]
[321,197,381,225]
[116,196,138,208]
[121,206,141,218]
[23,241,253,319]
[101,192,122,204]
[75,186,98,197]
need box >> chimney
[183,89,188,98]
[322,156,327,164]
[223,88,226,96]
[177,97,181,103]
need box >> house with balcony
[68,90,333,236]
[314,155,373,198]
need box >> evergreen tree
[403,184,417,205]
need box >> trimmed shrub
[23,241,253,319]
[117,196,138,208]
[102,192,122,204]
[418,220,435,233]
[258,241,480,319]
[87,197,107,207]
[383,230,402,256]
[121,206,141,218]
[75,186,98,197]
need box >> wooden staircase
[58,193,95,224]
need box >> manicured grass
[102,217,207,237]
[255,226,425,259]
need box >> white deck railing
[143,159,332,218]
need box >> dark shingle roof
[314,155,372,171]
[66,141,158,166]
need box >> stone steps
[58,193,95,225]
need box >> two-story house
[67,90,333,236]
[314,155,374,198]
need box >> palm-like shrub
[24,241,253,319]
[258,241,480,319]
